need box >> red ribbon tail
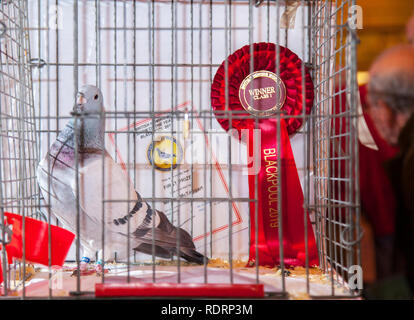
[247,128,274,266]
[277,120,318,266]
[248,119,318,267]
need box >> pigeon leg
[95,259,103,274]
[94,250,107,275]
[80,256,91,271]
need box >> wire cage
[0,0,361,299]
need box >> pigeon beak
[76,93,86,106]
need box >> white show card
[108,102,250,260]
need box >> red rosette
[210,43,318,267]
[211,42,314,136]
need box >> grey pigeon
[36,85,207,272]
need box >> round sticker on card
[147,136,183,171]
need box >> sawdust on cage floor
[207,258,339,299]
[96,258,329,283]
[5,263,40,293]
[207,258,325,276]
[11,264,38,282]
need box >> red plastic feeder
[2,212,75,267]
[95,283,265,298]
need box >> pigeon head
[74,85,104,114]
[71,85,105,151]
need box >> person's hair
[368,71,414,113]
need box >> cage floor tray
[4,261,355,299]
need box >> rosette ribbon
[0,212,75,283]
[211,43,318,267]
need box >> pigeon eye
[94,94,99,100]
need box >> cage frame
[0,0,362,299]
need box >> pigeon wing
[69,152,145,260]
[71,152,139,227]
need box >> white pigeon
[36,85,207,273]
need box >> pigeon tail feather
[179,247,208,265]
[133,242,172,259]
[132,209,208,265]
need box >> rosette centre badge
[239,70,286,116]
[147,136,183,171]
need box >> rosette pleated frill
[211,42,318,267]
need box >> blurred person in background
[352,12,414,297]
[366,44,414,298]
